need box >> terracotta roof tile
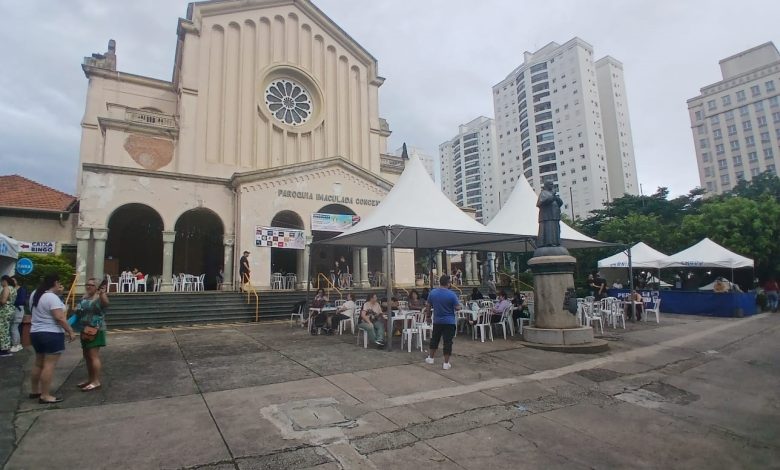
[0,175,77,212]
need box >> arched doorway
[173,208,224,290]
[105,204,164,277]
[270,210,305,278]
[311,204,356,288]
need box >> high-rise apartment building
[439,116,498,223]
[688,42,780,195]
[394,145,437,183]
[492,38,639,219]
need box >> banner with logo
[311,213,360,232]
[17,241,56,254]
[255,227,305,250]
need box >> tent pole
[628,245,636,321]
[385,227,394,351]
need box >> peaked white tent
[486,175,607,250]
[662,238,754,269]
[321,155,528,250]
[0,233,19,276]
[598,242,670,269]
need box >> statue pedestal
[522,249,608,353]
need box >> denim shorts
[30,332,65,355]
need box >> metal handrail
[241,273,260,321]
[315,273,343,300]
[65,273,79,310]
[503,274,534,292]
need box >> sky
[1,0,778,197]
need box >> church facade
[75,0,412,291]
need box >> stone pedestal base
[523,326,594,345]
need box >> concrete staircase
[105,287,404,329]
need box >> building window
[716,143,725,154]
[702,152,711,162]
[773,112,780,123]
[742,120,752,131]
[707,100,716,110]
[712,129,722,139]
[755,101,764,112]
[704,166,714,177]
[718,159,728,170]
[720,174,730,185]
[264,79,313,126]
[710,115,720,125]
[740,105,750,116]
[733,155,743,166]
[745,136,755,147]
[736,90,746,102]
[722,95,731,106]
[761,131,770,143]
[730,140,740,151]
[767,80,777,92]
[758,116,768,127]
[725,110,734,120]
[748,151,758,163]
[695,110,703,121]
[706,181,716,192]
[736,171,745,181]
[768,164,777,175]
[751,85,761,97]
[765,148,775,159]
[751,167,760,177]
[727,124,737,135]
[530,62,547,73]
[770,96,779,108]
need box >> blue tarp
[607,289,757,317]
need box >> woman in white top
[29,274,75,404]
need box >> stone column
[445,252,452,279]
[91,228,108,283]
[160,231,176,292]
[359,247,369,287]
[297,237,311,289]
[75,228,92,294]
[435,250,443,280]
[352,248,361,288]
[223,235,235,289]
[464,251,473,285]
[471,252,480,284]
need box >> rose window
[264,79,312,126]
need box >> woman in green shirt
[74,278,109,391]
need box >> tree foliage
[14,253,75,291]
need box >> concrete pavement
[3,313,780,469]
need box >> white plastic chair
[119,272,135,293]
[135,274,148,292]
[473,308,494,342]
[172,276,180,292]
[285,274,297,289]
[611,301,626,329]
[105,275,119,293]
[583,301,604,335]
[402,311,423,352]
[271,273,284,290]
[397,300,409,311]
[644,298,661,323]
[493,304,513,339]
[195,274,205,291]
[290,303,306,327]
[357,327,369,348]
[154,276,162,292]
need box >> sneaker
[10,345,22,353]
[424,357,434,365]
[442,362,452,370]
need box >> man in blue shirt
[425,274,461,370]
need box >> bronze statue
[536,180,563,247]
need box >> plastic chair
[402,311,423,352]
[644,299,661,323]
[195,274,205,291]
[357,327,369,348]
[285,274,297,289]
[105,275,119,293]
[154,276,162,292]
[271,273,284,290]
[583,301,604,335]
[611,301,626,329]
[494,304,513,339]
[120,272,135,293]
[135,274,148,292]
[338,306,355,335]
[473,308,494,342]
[290,302,306,327]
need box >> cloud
[1,0,778,198]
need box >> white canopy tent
[486,175,607,251]
[0,233,19,276]
[598,242,670,269]
[317,154,531,349]
[662,238,754,269]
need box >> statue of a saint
[536,180,564,247]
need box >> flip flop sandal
[77,382,89,388]
[81,384,102,392]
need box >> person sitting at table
[511,292,529,324]
[490,290,512,323]
[359,293,386,348]
[624,290,643,321]
[470,287,484,301]
[420,287,430,302]
[328,293,356,334]
[131,268,144,280]
[713,278,729,293]
[408,290,424,310]
[306,288,329,329]
[381,297,401,335]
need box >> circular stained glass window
[264,79,312,126]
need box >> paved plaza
[2,313,780,469]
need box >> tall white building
[688,42,780,195]
[394,145,437,183]
[492,38,639,219]
[439,116,498,223]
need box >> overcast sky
[1,0,778,197]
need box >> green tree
[14,253,75,291]
[681,196,780,277]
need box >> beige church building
[75,0,415,292]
